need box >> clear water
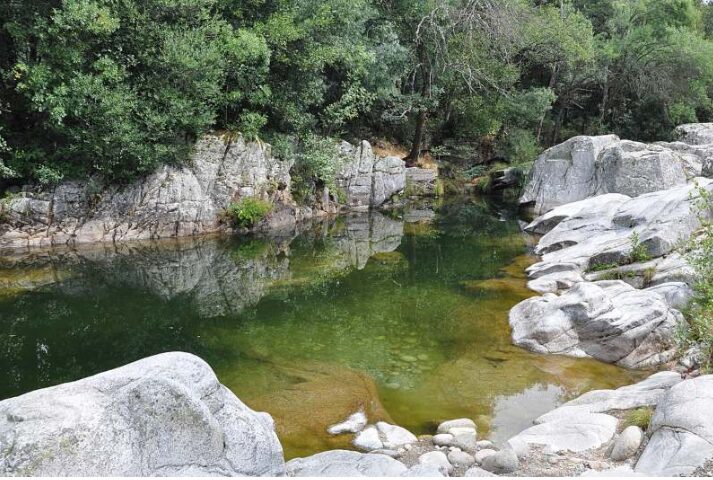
[0,198,641,458]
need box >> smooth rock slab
[507,372,681,457]
[0,352,284,476]
[286,450,407,477]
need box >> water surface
[0,198,641,458]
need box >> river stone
[452,432,479,453]
[476,440,495,450]
[354,425,383,451]
[635,375,713,475]
[464,466,497,477]
[480,448,519,474]
[418,451,454,475]
[610,426,644,461]
[509,280,682,368]
[437,418,477,435]
[0,352,285,476]
[286,450,408,476]
[432,433,454,446]
[376,421,418,449]
[327,410,368,435]
[448,449,476,467]
[475,449,497,464]
[402,464,446,477]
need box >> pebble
[432,433,454,447]
[353,425,382,451]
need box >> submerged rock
[0,352,285,476]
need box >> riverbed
[0,197,642,458]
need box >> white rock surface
[507,372,681,456]
[464,466,497,477]
[448,449,476,467]
[475,449,497,464]
[286,450,407,477]
[509,280,682,368]
[519,134,700,214]
[635,375,713,475]
[0,134,293,252]
[0,352,285,476]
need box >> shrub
[629,232,651,263]
[677,184,713,371]
[624,407,654,430]
[225,198,273,228]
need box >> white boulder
[0,352,285,476]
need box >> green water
[0,198,641,458]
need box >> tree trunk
[406,41,430,166]
[406,110,427,165]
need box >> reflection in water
[0,199,642,459]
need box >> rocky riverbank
[0,134,437,254]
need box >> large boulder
[0,134,293,252]
[520,135,699,214]
[635,375,713,476]
[520,135,619,214]
[0,352,285,476]
[509,280,682,368]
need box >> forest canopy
[2,0,713,191]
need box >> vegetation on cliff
[2,0,713,191]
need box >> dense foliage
[2,0,713,189]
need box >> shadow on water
[0,197,643,458]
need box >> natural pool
[0,198,642,459]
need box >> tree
[2,0,231,183]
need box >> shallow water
[0,198,642,458]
